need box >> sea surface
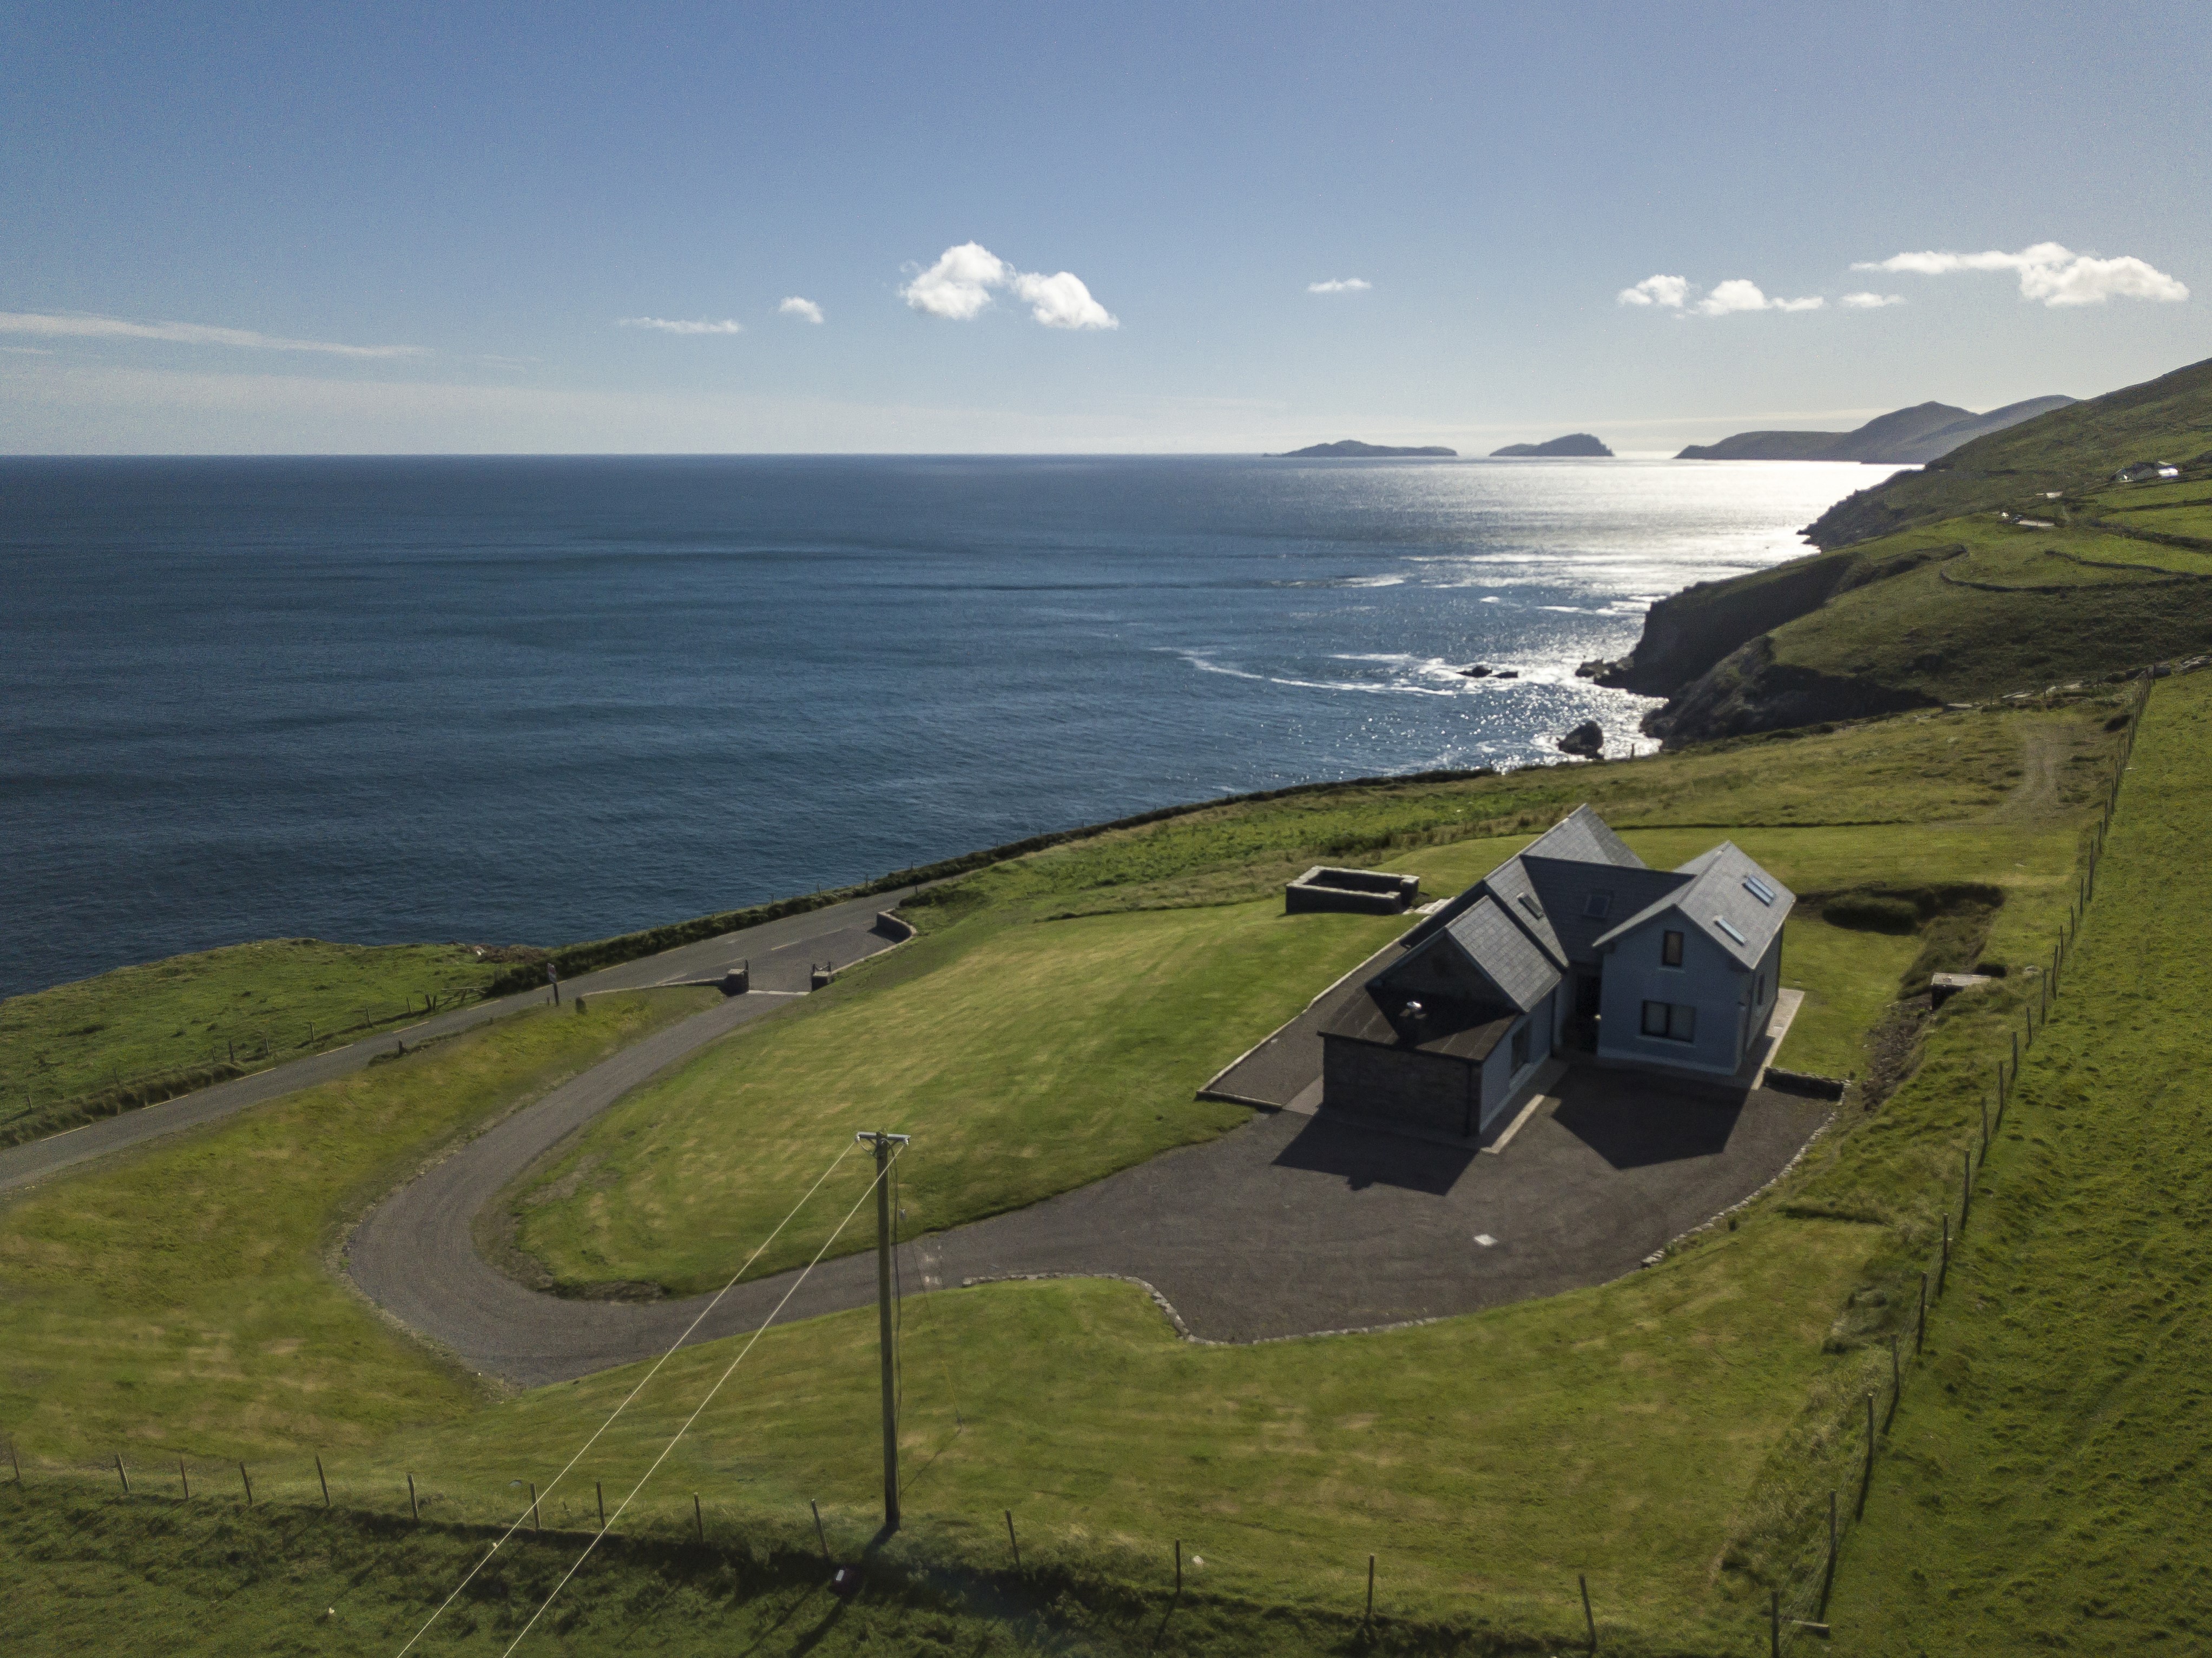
[1,456,1888,998]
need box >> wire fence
[1757,667,2153,1652]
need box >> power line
[393,1137,863,1658]
[493,1141,909,1658]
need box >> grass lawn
[517,742,2100,1299]
[1825,669,2212,1654]
[1,938,503,1139]
[0,989,713,1462]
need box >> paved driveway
[348,1047,1832,1386]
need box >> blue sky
[3,1,2206,453]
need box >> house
[2114,460,2181,483]
[1318,806,1793,1140]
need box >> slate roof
[1592,839,1795,969]
[1520,804,1645,869]
[1441,897,1564,1012]
[1520,857,1690,965]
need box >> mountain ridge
[1678,396,2074,464]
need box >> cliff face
[1638,636,1938,744]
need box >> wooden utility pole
[858,1130,911,1531]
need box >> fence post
[693,1492,702,1544]
[179,1457,190,1500]
[1961,1153,1973,1231]
[1366,1554,1375,1623]
[1819,1490,1837,1616]
[1886,1335,1901,1432]
[1580,1572,1596,1652]
[408,1472,419,1522]
[115,1453,130,1495]
[1175,1538,1183,1596]
[10,1438,22,1484]
[240,1463,254,1506]
[317,1454,330,1509]
[601,1483,609,1534]
[530,1482,541,1533]
[1003,1508,1019,1570]
[1939,1213,1951,1295]
[1857,1393,1875,1519]
[1770,1589,1781,1657]
[1916,1273,1928,1353]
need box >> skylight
[1743,874,1777,905]
[1583,892,1612,919]
[1715,916,1748,945]
[1517,893,1545,920]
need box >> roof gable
[1519,804,1647,870]
[1590,840,1795,967]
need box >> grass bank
[1824,668,2212,1653]
[0,989,713,1461]
[0,939,504,1146]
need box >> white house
[1319,806,1793,1139]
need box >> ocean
[0,455,1885,998]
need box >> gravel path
[0,892,912,1198]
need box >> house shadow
[1550,1075,1742,1170]
[1270,1113,1476,1195]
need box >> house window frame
[1511,1019,1531,1073]
[1641,999,1697,1043]
[1661,929,1685,968]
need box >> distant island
[1272,440,1458,458]
[1676,396,2074,464]
[1491,433,1612,458]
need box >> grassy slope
[0,938,502,1131]
[0,990,713,1461]
[1827,671,2212,1654]
[1803,354,2212,548]
[509,708,2102,1296]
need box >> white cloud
[1308,278,1372,294]
[900,242,1118,330]
[1008,269,1117,330]
[1617,274,1689,308]
[1840,291,1905,309]
[1693,279,1823,315]
[616,317,744,335]
[778,297,825,324]
[0,310,425,358]
[1853,242,2188,306]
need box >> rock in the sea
[1491,433,1614,458]
[1458,664,1492,678]
[1492,668,1519,680]
[1557,719,1604,758]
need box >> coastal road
[0,892,915,1198]
[347,1023,1831,1386]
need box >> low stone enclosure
[1285,866,1422,916]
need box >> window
[1641,1000,1697,1042]
[1583,891,1612,919]
[1743,874,1777,905]
[1517,893,1545,920]
[1511,1021,1531,1071]
[1715,915,1748,945]
[1661,929,1684,967]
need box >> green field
[0,692,2150,1655]
[1826,669,2212,1653]
[0,938,504,1144]
[0,990,712,1460]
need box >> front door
[1570,971,1602,1049]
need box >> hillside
[1597,354,2212,744]
[1676,396,2073,463]
[1272,439,1456,457]
[1806,356,2212,545]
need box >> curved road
[348,1016,1831,1386]
[0,892,914,1198]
